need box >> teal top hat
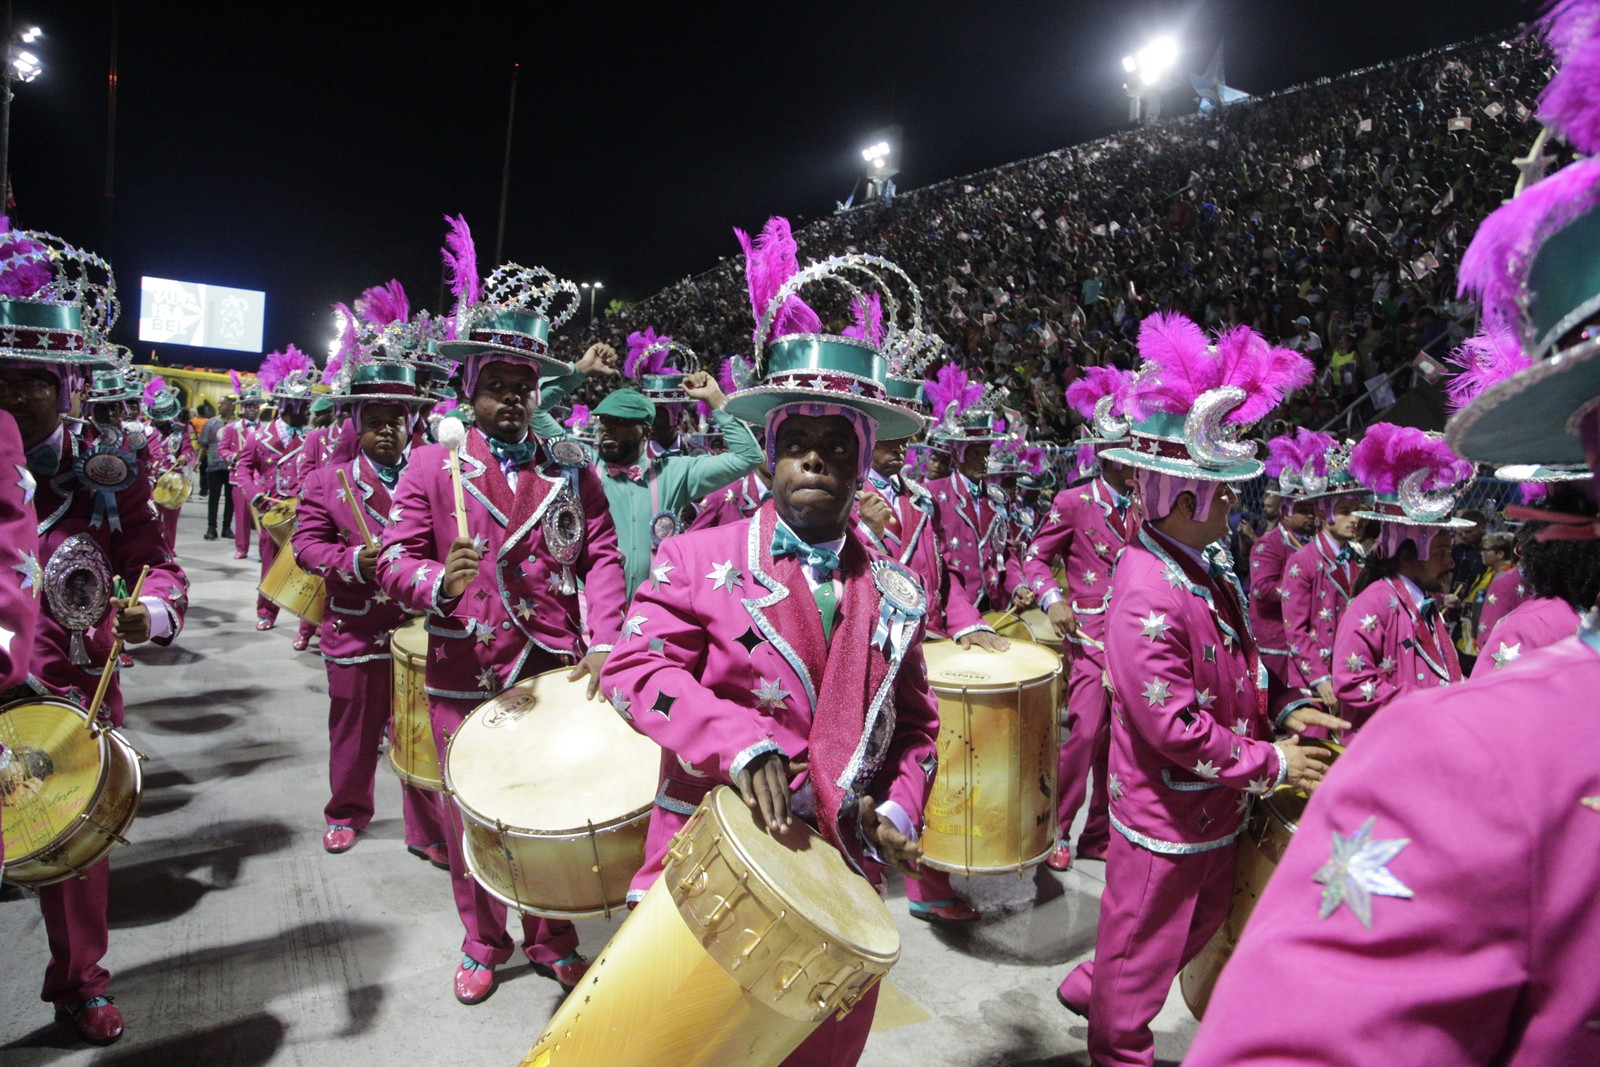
[331,361,432,407]
[924,363,1003,446]
[722,247,924,441]
[0,226,118,366]
[623,329,695,402]
[143,375,182,421]
[434,219,577,377]
[86,367,139,405]
[1102,409,1266,482]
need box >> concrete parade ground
[1,503,1201,1066]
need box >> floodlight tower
[860,124,902,202]
[1,14,44,202]
[1122,35,1178,125]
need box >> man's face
[1262,492,1282,521]
[1188,482,1237,547]
[1328,497,1362,541]
[241,401,262,422]
[1415,531,1456,592]
[1457,520,1485,547]
[1103,457,1135,494]
[771,414,860,541]
[313,408,334,428]
[219,397,236,419]
[872,437,908,479]
[359,403,409,468]
[471,361,539,443]
[957,442,991,482]
[925,449,952,480]
[597,416,647,465]
[1284,499,1319,534]
[0,366,61,448]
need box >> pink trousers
[324,659,443,847]
[36,856,112,1008]
[781,982,879,1066]
[429,694,578,967]
[1059,832,1235,1066]
[257,527,278,622]
[1058,637,1111,855]
[160,506,180,551]
[231,483,253,556]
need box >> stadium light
[2,21,47,201]
[1123,34,1179,125]
[1135,36,1178,85]
[581,281,604,325]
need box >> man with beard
[591,377,762,597]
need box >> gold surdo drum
[0,698,142,887]
[257,498,298,548]
[520,785,900,1067]
[152,469,192,510]
[445,669,660,919]
[919,640,1062,874]
[983,608,1064,651]
[1179,739,1344,1018]
[257,543,325,624]
[387,617,440,791]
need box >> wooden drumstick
[437,416,469,540]
[85,564,150,728]
[336,468,377,550]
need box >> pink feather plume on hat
[623,327,681,378]
[441,214,481,311]
[229,369,243,395]
[841,292,885,346]
[1350,423,1474,494]
[565,403,590,430]
[258,344,313,393]
[324,303,360,387]
[1539,0,1600,155]
[1263,428,1336,480]
[1444,324,1532,414]
[734,216,822,345]
[1063,365,1133,420]
[355,279,410,327]
[0,218,53,299]
[1127,311,1311,424]
[923,363,984,426]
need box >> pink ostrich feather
[1539,0,1600,154]
[1458,156,1600,333]
[143,376,167,406]
[1350,423,1475,494]
[1019,446,1048,477]
[1445,324,1533,413]
[1263,428,1336,480]
[258,345,312,393]
[1128,312,1310,423]
[924,363,985,425]
[1064,365,1133,420]
[841,292,885,346]
[719,354,756,394]
[325,303,360,387]
[355,279,410,327]
[441,214,481,311]
[229,369,243,395]
[0,219,53,298]
[565,403,591,430]
[624,327,681,378]
[734,216,822,345]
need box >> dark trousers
[205,468,233,534]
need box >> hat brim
[1294,487,1372,503]
[1492,463,1592,483]
[1444,336,1600,466]
[723,386,924,441]
[1351,510,1474,530]
[1100,446,1262,482]
[330,391,435,408]
[435,340,572,378]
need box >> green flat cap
[593,388,657,423]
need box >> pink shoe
[323,825,356,853]
[1045,842,1073,871]
[233,550,247,559]
[455,956,497,1004]
[408,843,450,870]
[907,898,982,924]
[531,953,590,992]
[55,996,123,1046]
[256,617,274,631]
[1056,983,1087,1018]
[291,633,310,651]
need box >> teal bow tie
[372,461,403,487]
[486,435,540,468]
[1334,546,1358,565]
[1418,599,1439,623]
[771,525,840,573]
[284,425,304,440]
[25,441,60,480]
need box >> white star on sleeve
[1490,642,1522,669]
[1191,759,1220,779]
[752,678,791,708]
[1360,614,1377,633]
[1141,679,1172,708]
[1359,681,1378,701]
[1346,652,1366,671]
[411,564,432,588]
[706,560,744,592]
[1312,817,1414,929]
[619,614,647,643]
[1138,611,1172,641]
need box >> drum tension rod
[85,816,131,847]
[698,871,749,928]
[585,820,611,920]
[774,942,828,999]
[733,908,788,972]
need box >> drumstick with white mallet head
[86,564,150,731]
[437,416,470,540]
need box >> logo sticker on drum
[483,691,535,728]
[943,669,992,681]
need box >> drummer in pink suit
[141,376,196,549]
[603,235,938,1067]
[216,379,263,559]
[1473,556,1527,645]
[1185,42,1600,1054]
[0,226,190,1047]
[1245,476,1315,686]
[375,215,626,1007]
[292,361,445,864]
[0,404,42,875]
[1330,423,1473,735]
[1023,366,1137,873]
[1053,312,1336,1067]
[1473,479,1598,675]
[238,347,315,638]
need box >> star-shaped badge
[1161,567,1185,588]
[1312,816,1413,929]
[1490,642,1521,669]
[608,688,633,721]
[474,620,495,647]
[470,535,490,556]
[1247,775,1272,795]
[620,614,647,643]
[1142,678,1171,708]
[13,550,41,596]
[1195,687,1216,708]
[1230,718,1248,735]
[752,678,790,708]
[1083,569,1099,585]
[13,463,34,507]
[1108,773,1124,800]
[1138,611,1171,642]
[1191,759,1219,780]
[411,564,432,588]
[1359,681,1378,701]
[515,598,536,621]
[1346,652,1366,671]
[1379,656,1396,673]
[706,560,743,593]
[650,560,674,588]
[381,544,404,564]
[373,590,392,605]
[1288,564,1301,578]
[476,667,500,692]
[1360,614,1377,633]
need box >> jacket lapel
[741,504,825,710]
[461,428,513,528]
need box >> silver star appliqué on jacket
[1312,816,1414,929]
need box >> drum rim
[455,828,641,921]
[920,641,1063,690]
[0,697,133,875]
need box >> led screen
[138,276,265,353]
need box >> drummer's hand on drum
[111,596,151,645]
[442,535,483,600]
[737,750,797,833]
[566,651,608,700]
[860,796,922,875]
[1314,681,1342,713]
[355,544,380,583]
[856,491,893,539]
[959,630,1010,653]
[1282,703,1351,737]
[1010,585,1036,611]
[1277,735,1334,793]
[1046,599,1079,638]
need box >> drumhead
[709,786,899,962]
[447,671,659,832]
[0,700,105,856]
[922,639,1060,689]
[390,617,427,662]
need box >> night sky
[10,0,1528,370]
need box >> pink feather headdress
[719,354,757,395]
[441,214,481,316]
[0,218,54,299]
[324,303,361,387]
[623,327,681,379]
[565,403,591,431]
[143,375,166,406]
[1539,0,1600,155]
[841,292,885,346]
[229,369,243,396]
[1264,428,1337,481]
[1444,324,1533,414]
[1064,366,1133,421]
[734,216,821,346]
[356,279,410,328]
[923,363,986,428]
[1127,312,1313,425]
[258,344,313,394]
[1350,423,1474,494]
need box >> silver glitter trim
[1110,812,1242,855]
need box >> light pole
[858,124,901,203]
[581,282,604,326]
[1122,35,1178,126]
[0,9,43,206]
